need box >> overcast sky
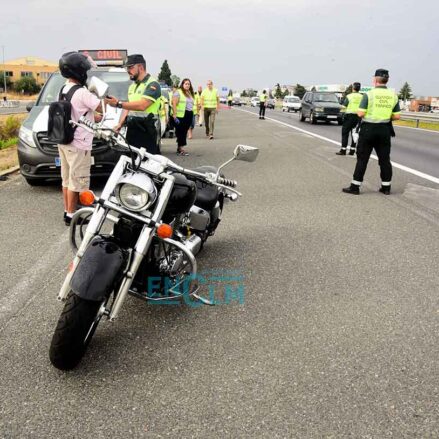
[2,0,438,96]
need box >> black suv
[299,91,343,125]
[17,68,131,186]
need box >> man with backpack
[48,52,103,225]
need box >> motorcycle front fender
[70,236,127,302]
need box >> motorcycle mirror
[233,144,259,162]
[87,76,109,99]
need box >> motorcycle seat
[191,166,220,211]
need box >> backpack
[47,84,84,145]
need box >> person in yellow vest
[227,94,233,108]
[336,82,362,156]
[195,85,203,126]
[201,80,219,140]
[343,69,401,195]
[259,90,267,119]
[105,54,161,154]
[172,78,195,156]
[189,87,201,140]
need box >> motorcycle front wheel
[49,292,104,370]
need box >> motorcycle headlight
[19,126,37,148]
[115,173,157,212]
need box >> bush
[13,77,41,95]
[0,137,18,150]
[0,116,21,140]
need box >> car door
[302,93,311,116]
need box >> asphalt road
[0,109,438,438]
[244,106,439,179]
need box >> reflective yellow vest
[360,87,400,123]
[259,94,267,103]
[201,88,218,108]
[344,92,363,114]
[193,92,201,115]
[128,75,161,116]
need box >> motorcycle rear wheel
[49,292,104,370]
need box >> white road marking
[237,108,439,185]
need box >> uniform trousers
[341,113,360,149]
[259,102,266,118]
[353,123,392,184]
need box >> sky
[2,0,438,96]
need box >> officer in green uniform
[259,90,267,119]
[105,54,161,154]
[343,69,401,195]
[336,82,362,156]
[227,94,233,108]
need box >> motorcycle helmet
[59,52,91,85]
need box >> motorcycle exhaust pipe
[184,234,203,257]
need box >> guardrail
[400,112,439,128]
[0,100,20,108]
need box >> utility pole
[1,45,6,94]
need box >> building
[409,96,439,112]
[1,56,58,87]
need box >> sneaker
[342,184,360,195]
[336,150,346,155]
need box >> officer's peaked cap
[125,54,146,66]
[374,69,389,78]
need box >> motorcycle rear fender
[70,236,127,302]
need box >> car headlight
[19,126,37,148]
[314,107,324,112]
[115,173,157,212]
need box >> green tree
[13,77,40,95]
[398,82,413,101]
[274,83,283,99]
[241,89,248,97]
[170,74,180,87]
[293,84,307,99]
[158,60,172,86]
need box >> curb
[0,165,19,177]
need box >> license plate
[327,115,337,119]
[55,157,61,167]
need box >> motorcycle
[49,78,259,370]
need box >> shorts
[58,145,92,192]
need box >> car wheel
[310,111,317,124]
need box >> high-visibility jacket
[193,92,201,115]
[128,75,161,116]
[343,92,363,114]
[201,88,218,108]
[359,87,400,123]
[259,94,267,103]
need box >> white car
[251,97,260,107]
[282,96,302,113]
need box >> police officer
[105,54,161,154]
[259,90,267,119]
[342,69,401,195]
[336,82,362,156]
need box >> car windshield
[287,97,300,102]
[313,93,339,103]
[37,70,132,105]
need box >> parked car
[299,91,343,125]
[219,96,227,104]
[232,97,242,106]
[266,98,276,109]
[282,96,301,112]
[251,97,260,107]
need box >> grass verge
[0,145,18,172]
[394,119,439,132]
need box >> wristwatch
[116,101,123,109]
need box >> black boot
[349,148,356,155]
[342,183,360,195]
[336,149,346,155]
[379,185,391,195]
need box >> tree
[398,82,413,101]
[13,77,41,95]
[294,84,307,99]
[170,74,180,87]
[282,89,290,98]
[158,60,172,86]
[241,89,248,97]
[274,83,283,99]
[247,89,257,98]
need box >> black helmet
[59,52,91,85]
